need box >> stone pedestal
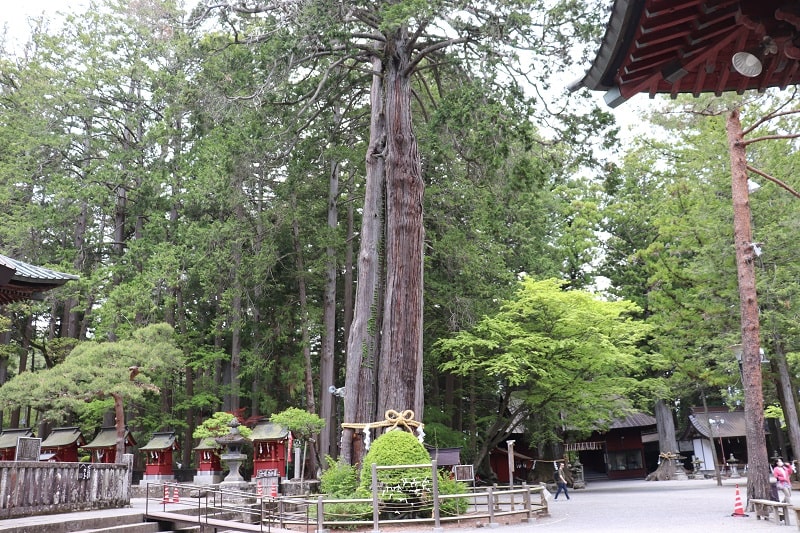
[220,453,247,484]
[193,471,224,485]
[281,479,320,496]
[671,458,688,480]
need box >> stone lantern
[215,418,250,488]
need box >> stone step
[74,521,160,533]
[0,513,145,533]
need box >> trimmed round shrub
[359,429,432,492]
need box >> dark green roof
[140,431,179,451]
[193,437,222,451]
[83,426,135,449]
[250,421,289,441]
[41,427,85,448]
[0,428,34,449]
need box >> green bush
[359,429,433,515]
[320,456,359,496]
[359,429,432,489]
[322,494,373,525]
[437,474,469,516]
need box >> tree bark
[291,195,318,475]
[654,399,678,455]
[727,109,769,501]
[376,29,425,421]
[111,392,125,464]
[342,52,385,465]
[319,154,340,460]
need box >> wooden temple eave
[570,0,800,107]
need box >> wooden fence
[0,459,131,519]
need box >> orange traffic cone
[256,479,263,498]
[172,486,180,504]
[270,483,278,498]
[731,484,748,517]
[162,486,170,504]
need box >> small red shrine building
[40,427,86,462]
[0,428,34,460]
[82,426,136,464]
[140,431,179,482]
[193,437,223,485]
[251,421,290,478]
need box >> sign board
[78,463,92,480]
[454,464,474,482]
[256,468,279,478]
[15,437,41,462]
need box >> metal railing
[144,466,548,532]
[145,482,304,532]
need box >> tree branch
[746,164,800,200]
[740,132,800,146]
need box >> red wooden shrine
[40,427,86,462]
[140,431,179,481]
[82,426,136,464]
[251,421,290,478]
[0,428,34,461]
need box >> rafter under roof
[570,0,800,107]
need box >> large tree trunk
[342,53,385,465]
[376,30,425,420]
[727,109,770,501]
[291,196,318,475]
[654,399,678,454]
[318,154,340,461]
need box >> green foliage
[319,493,373,525]
[359,430,432,498]
[436,277,649,455]
[437,474,469,516]
[0,323,184,428]
[270,407,325,442]
[193,411,252,440]
[320,456,359,496]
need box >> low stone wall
[0,460,131,519]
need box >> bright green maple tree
[435,277,649,473]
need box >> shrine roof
[40,427,86,448]
[140,431,179,451]
[609,411,657,429]
[250,421,289,441]
[570,0,800,107]
[193,437,222,450]
[688,409,748,438]
[83,426,135,449]
[0,253,78,305]
[0,428,34,449]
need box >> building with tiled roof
[0,253,78,305]
[40,427,86,462]
[0,428,34,460]
[569,1,800,107]
[82,426,136,464]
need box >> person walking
[554,462,570,500]
[773,458,795,504]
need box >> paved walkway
[0,478,792,532]
[458,478,789,532]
